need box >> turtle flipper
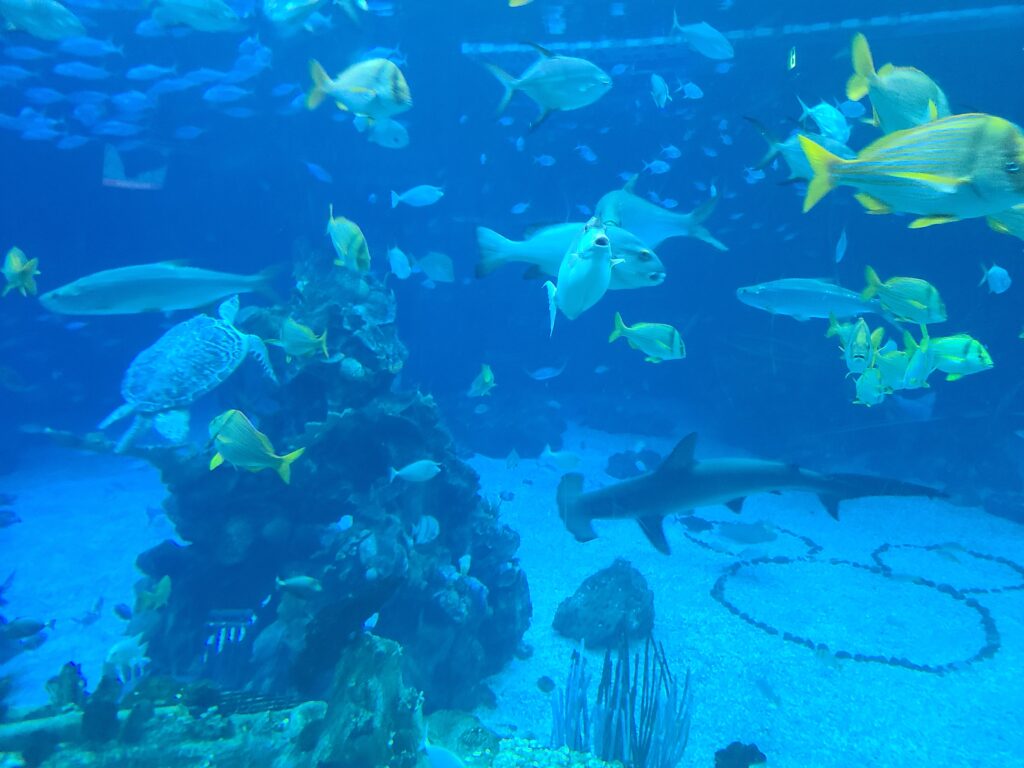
[115,414,153,453]
[153,410,190,444]
[99,402,135,430]
[247,335,278,385]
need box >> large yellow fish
[608,312,685,363]
[862,266,946,325]
[209,410,305,484]
[2,247,39,297]
[800,113,1024,228]
[327,206,370,272]
[268,317,328,362]
[306,58,412,121]
[846,33,950,134]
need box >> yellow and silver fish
[800,113,1024,228]
[268,317,328,362]
[306,58,411,120]
[862,266,946,325]
[209,409,305,484]
[609,312,685,363]
[846,33,950,134]
[2,247,39,298]
[928,334,993,381]
[468,364,496,397]
[327,205,370,272]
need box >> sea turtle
[100,296,277,452]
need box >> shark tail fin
[821,472,947,519]
[557,473,596,543]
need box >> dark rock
[715,741,767,767]
[536,676,555,693]
[81,673,123,743]
[45,662,87,709]
[120,699,154,744]
[552,559,655,648]
[604,448,663,479]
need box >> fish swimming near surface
[595,177,728,251]
[209,409,305,485]
[484,44,612,128]
[306,57,412,120]
[38,262,275,315]
[736,278,892,323]
[799,113,1024,228]
[845,33,951,134]
[556,433,946,554]
[475,222,665,289]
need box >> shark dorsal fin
[657,433,697,474]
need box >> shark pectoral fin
[819,494,841,520]
[725,497,745,514]
[637,515,671,555]
[657,433,698,474]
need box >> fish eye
[1006,161,1021,174]
[595,235,610,247]
[638,250,652,262]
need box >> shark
[556,433,946,555]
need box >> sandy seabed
[3,428,1024,768]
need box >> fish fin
[862,265,882,300]
[644,357,662,363]
[724,498,745,514]
[556,473,596,542]
[637,515,671,555]
[528,42,555,57]
[210,453,224,471]
[320,330,329,359]
[529,109,552,132]
[657,433,697,475]
[946,373,963,382]
[474,226,514,276]
[544,280,557,336]
[909,215,959,229]
[306,59,329,110]
[819,494,841,520]
[885,171,967,192]
[609,312,626,343]
[622,174,639,193]
[743,116,781,168]
[483,62,517,115]
[846,33,874,101]
[854,192,891,214]
[277,447,305,485]
[521,265,544,281]
[797,135,841,212]
[927,99,938,121]
[254,265,282,302]
[390,190,400,208]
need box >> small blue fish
[303,161,333,184]
[391,185,444,208]
[126,64,176,81]
[834,228,848,263]
[57,134,90,150]
[797,96,850,144]
[534,154,556,167]
[510,202,530,214]
[21,127,60,141]
[979,264,1011,294]
[73,103,105,126]
[147,78,196,96]
[744,167,766,185]
[203,84,250,103]
[660,198,679,209]
[113,91,154,113]
[0,65,34,83]
[575,144,598,163]
[54,62,109,81]
[68,90,108,105]
[175,125,205,140]
[644,159,671,174]
[681,81,703,99]
[4,46,49,62]
[660,144,681,159]
[25,88,64,105]
[838,100,866,120]
[92,120,142,137]
[58,37,122,58]
[576,204,592,216]
[185,68,227,85]
[271,82,299,97]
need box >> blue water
[2,1,1024,765]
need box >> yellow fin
[609,312,627,343]
[846,33,874,101]
[909,215,959,229]
[210,453,224,471]
[854,192,890,214]
[927,99,938,121]
[797,135,842,212]
[988,217,1012,235]
[862,265,882,300]
[306,59,329,110]
[277,447,306,484]
[885,171,966,191]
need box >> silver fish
[735,278,889,322]
[39,262,275,315]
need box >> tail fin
[846,33,875,101]
[609,311,627,343]
[306,60,330,110]
[484,63,518,115]
[688,196,729,251]
[277,447,306,484]
[388,467,397,483]
[475,226,515,277]
[319,330,329,359]
[744,116,780,168]
[797,135,841,212]
[825,314,843,339]
[390,190,400,208]
[861,265,882,300]
[556,473,596,542]
[823,472,947,519]
[545,280,557,337]
[253,265,282,302]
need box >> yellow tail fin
[306,60,329,110]
[861,265,882,300]
[846,33,874,101]
[609,312,627,343]
[277,447,306,484]
[797,135,842,212]
[319,330,329,359]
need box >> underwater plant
[552,633,691,768]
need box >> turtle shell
[120,315,246,413]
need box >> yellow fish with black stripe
[862,266,946,325]
[209,409,305,484]
[799,113,1024,229]
[306,58,411,121]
